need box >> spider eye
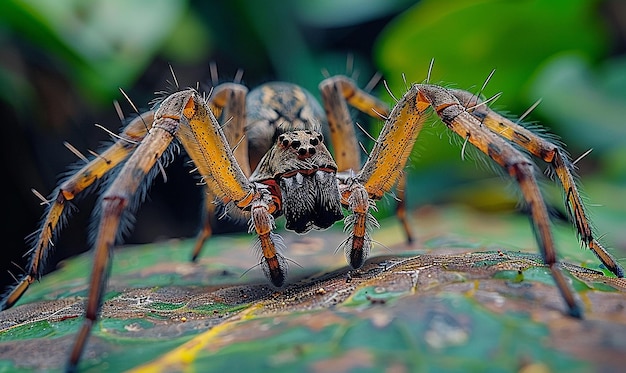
[291,140,301,149]
[278,134,290,147]
[309,137,319,146]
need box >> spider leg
[0,112,153,311]
[320,76,414,244]
[68,89,284,369]
[419,84,582,317]
[191,83,250,262]
[69,113,179,370]
[338,84,429,268]
[190,193,216,262]
[350,84,582,317]
[171,90,286,287]
[319,76,389,171]
[394,174,414,243]
[207,83,251,176]
[453,89,624,278]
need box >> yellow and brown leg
[249,195,287,286]
[339,181,379,268]
[453,89,624,278]
[190,83,250,262]
[338,83,430,268]
[69,114,178,370]
[0,112,153,311]
[171,89,286,286]
[207,83,251,176]
[320,75,414,244]
[348,84,582,316]
[420,85,582,316]
[69,89,283,370]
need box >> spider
[1,68,623,371]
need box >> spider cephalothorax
[1,72,623,371]
[251,130,344,235]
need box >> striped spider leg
[452,89,624,279]
[63,89,281,370]
[345,83,624,319]
[2,72,622,372]
[319,76,415,245]
[190,82,251,261]
[0,111,154,311]
[0,83,252,312]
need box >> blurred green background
[1,0,625,293]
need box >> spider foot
[340,181,380,269]
[253,232,288,288]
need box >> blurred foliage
[377,0,610,108]
[375,0,626,193]
[530,55,626,181]
[0,0,195,105]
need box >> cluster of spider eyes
[278,131,324,157]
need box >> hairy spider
[1,69,623,371]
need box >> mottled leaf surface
[1,207,625,372]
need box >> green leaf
[374,0,610,172]
[1,0,188,103]
[1,206,625,372]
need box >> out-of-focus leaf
[376,0,608,108]
[1,205,625,372]
[374,0,610,169]
[159,9,213,64]
[0,0,188,102]
[529,54,626,157]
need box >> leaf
[1,0,188,102]
[373,0,610,170]
[1,205,625,372]
[529,54,626,154]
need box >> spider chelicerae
[1,66,623,371]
